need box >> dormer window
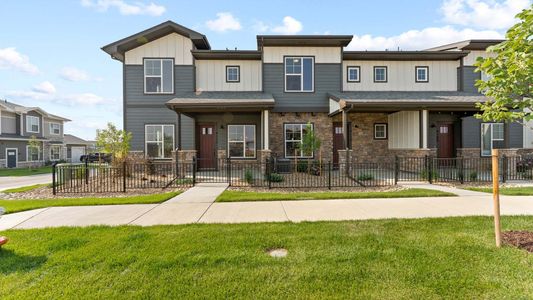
[144,58,174,94]
[27,116,40,133]
[226,66,240,82]
[373,66,387,83]
[416,66,429,82]
[285,57,314,92]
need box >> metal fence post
[459,156,464,184]
[52,162,57,195]
[394,155,399,185]
[85,158,89,185]
[267,158,272,189]
[122,161,127,192]
[227,158,231,186]
[328,161,332,190]
[192,156,197,186]
[425,155,432,184]
[502,155,507,183]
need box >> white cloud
[80,0,166,16]
[32,81,56,94]
[59,67,102,82]
[0,47,39,75]
[346,26,503,50]
[272,16,303,35]
[441,0,530,30]
[206,12,242,32]
[62,93,109,106]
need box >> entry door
[437,124,454,158]
[197,123,216,169]
[6,149,17,168]
[332,122,350,166]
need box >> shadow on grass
[0,249,47,274]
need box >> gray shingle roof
[329,91,488,103]
[64,134,89,145]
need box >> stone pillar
[258,149,272,175]
[177,150,197,163]
[338,149,353,174]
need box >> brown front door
[197,123,216,169]
[332,122,350,166]
[437,124,454,158]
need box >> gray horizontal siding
[509,122,523,148]
[458,66,480,93]
[462,116,524,149]
[0,140,29,161]
[263,63,341,112]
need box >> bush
[357,173,374,181]
[176,178,193,185]
[297,160,308,173]
[244,169,254,184]
[420,170,439,180]
[469,171,478,181]
[266,173,284,182]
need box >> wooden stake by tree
[492,149,502,248]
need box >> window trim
[26,145,41,162]
[144,124,175,159]
[49,145,61,161]
[415,66,429,83]
[374,123,388,140]
[480,122,504,157]
[373,66,388,83]
[225,65,240,83]
[49,122,61,135]
[227,124,256,159]
[284,123,315,159]
[26,115,40,133]
[284,56,315,93]
[346,66,361,83]
[143,58,174,94]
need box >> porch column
[263,110,269,150]
[421,109,429,149]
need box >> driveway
[0,174,52,192]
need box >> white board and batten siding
[388,111,420,149]
[342,60,459,91]
[195,60,262,91]
[124,33,194,65]
[263,47,341,64]
[462,50,496,66]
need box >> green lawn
[465,186,533,196]
[0,192,180,214]
[2,184,49,193]
[1,217,532,299]
[216,188,456,202]
[0,166,52,177]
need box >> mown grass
[216,188,456,202]
[0,217,532,299]
[0,166,52,177]
[465,186,533,196]
[2,184,49,193]
[0,192,180,214]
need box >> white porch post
[263,110,269,150]
[421,109,429,149]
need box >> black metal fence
[53,155,533,194]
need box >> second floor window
[347,66,360,82]
[374,66,387,82]
[50,123,60,135]
[27,116,40,133]
[144,58,173,94]
[226,66,240,82]
[285,57,314,92]
[416,66,429,82]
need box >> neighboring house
[64,134,91,163]
[102,21,533,168]
[0,100,71,168]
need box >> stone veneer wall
[269,112,333,161]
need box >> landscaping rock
[268,248,288,258]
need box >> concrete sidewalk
[0,174,51,192]
[2,190,533,230]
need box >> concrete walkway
[2,184,533,230]
[0,174,51,192]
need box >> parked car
[80,153,112,163]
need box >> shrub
[420,170,439,180]
[267,173,284,182]
[357,173,374,181]
[244,169,254,184]
[176,178,193,185]
[469,171,478,181]
[297,160,308,173]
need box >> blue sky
[0,0,529,140]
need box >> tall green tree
[95,123,132,163]
[27,135,40,169]
[474,6,532,126]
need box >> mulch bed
[502,231,533,253]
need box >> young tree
[297,122,322,173]
[95,123,132,163]
[474,6,532,126]
[27,135,40,169]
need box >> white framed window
[373,66,387,82]
[285,57,314,92]
[284,123,314,158]
[145,124,175,159]
[26,145,40,162]
[49,123,61,135]
[226,66,240,82]
[347,66,360,82]
[415,66,429,82]
[144,58,174,94]
[481,123,504,156]
[49,145,61,161]
[374,123,387,139]
[227,125,256,158]
[26,116,40,133]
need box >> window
[26,145,40,162]
[27,116,40,133]
[347,66,360,82]
[285,57,314,92]
[416,66,429,82]
[50,145,61,161]
[145,125,175,159]
[481,123,504,156]
[227,125,255,158]
[374,123,387,139]
[373,66,387,82]
[284,123,314,158]
[144,58,174,93]
[49,123,60,135]
[226,66,240,82]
